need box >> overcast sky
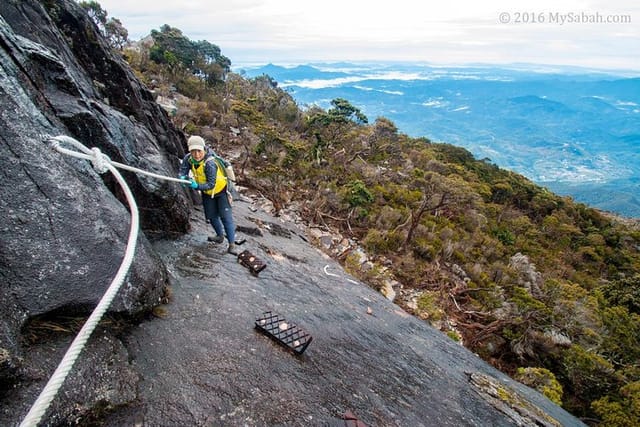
[94,0,639,71]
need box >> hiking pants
[203,190,235,244]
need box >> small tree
[306,98,368,145]
[327,98,368,125]
[79,1,128,49]
[401,172,477,249]
[104,17,128,49]
[79,1,107,26]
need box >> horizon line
[230,60,640,76]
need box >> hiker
[179,135,238,255]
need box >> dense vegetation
[88,5,640,425]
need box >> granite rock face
[0,2,587,426]
[0,0,190,408]
[3,196,587,426]
[103,199,586,427]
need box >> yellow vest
[190,157,227,196]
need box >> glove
[189,179,198,189]
[179,175,188,187]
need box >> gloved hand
[189,179,198,189]
[179,175,188,187]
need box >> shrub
[592,381,640,427]
[515,367,563,405]
[416,291,445,321]
[446,330,462,342]
[342,179,374,209]
[562,344,620,414]
[362,229,403,254]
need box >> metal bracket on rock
[238,249,266,276]
[254,311,313,355]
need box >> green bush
[417,291,444,321]
[342,179,374,208]
[562,344,620,414]
[362,229,403,254]
[592,381,640,427]
[515,367,563,405]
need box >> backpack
[211,154,235,182]
[209,153,237,200]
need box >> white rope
[49,135,191,184]
[20,135,185,427]
[323,264,340,277]
[323,264,359,284]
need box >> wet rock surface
[0,0,186,400]
[97,197,584,427]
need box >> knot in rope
[48,134,190,185]
[48,135,111,174]
[90,147,110,174]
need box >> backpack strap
[211,156,227,177]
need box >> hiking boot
[227,243,239,255]
[208,235,224,244]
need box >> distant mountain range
[237,62,640,218]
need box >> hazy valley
[240,62,640,218]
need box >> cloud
[96,0,640,70]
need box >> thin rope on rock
[19,135,185,427]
